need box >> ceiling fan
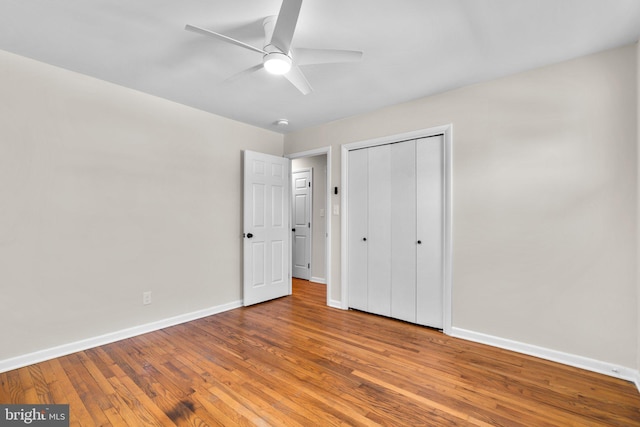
[185,0,363,95]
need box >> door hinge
[309,182,311,187]
[308,263,310,269]
[308,222,311,228]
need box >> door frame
[291,167,313,280]
[286,146,333,307]
[340,124,453,335]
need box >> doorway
[288,148,332,306]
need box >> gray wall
[0,50,283,361]
[285,44,638,369]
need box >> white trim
[451,327,640,387]
[310,276,326,284]
[341,125,453,151]
[341,125,453,333]
[328,299,342,309]
[442,126,453,335]
[340,145,349,309]
[287,147,330,159]
[325,147,332,307]
[286,146,332,307]
[0,300,241,374]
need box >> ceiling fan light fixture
[263,52,292,75]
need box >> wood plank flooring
[2,279,639,426]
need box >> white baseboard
[451,327,640,392]
[0,300,242,374]
[310,277,326,284]
[634,372,640,393]
[328,299,344,310]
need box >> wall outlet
[143,291,152,305]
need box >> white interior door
[292,169,312,280]
[243,150,291,306]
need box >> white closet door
[347,148,369,311]
[367,144,392,317]
[416,136,444,328]
[390,140,417,323]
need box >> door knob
[292,228,296,232]
[417,240,422,244]
[247,233,254,238]
[363,237,367,242]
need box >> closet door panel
[416,136,444,328]
[390,140,417,323]
[367,144,392,317]
[347,149,369,311]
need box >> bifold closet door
[416,135,444,328]
[390,140,417,323]
[347,148,368,312]
[347,135,444,329]
[367,144,392,317]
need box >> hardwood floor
[2,279,639,426]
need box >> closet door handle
[247,233,254,239]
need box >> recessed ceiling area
[1,0,639,133]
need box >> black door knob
[417,240,422,244]
[247,233,254,238]
[363,237,367,241]
[292,228,296,232]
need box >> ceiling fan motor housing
[263,51,292,74]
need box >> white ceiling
[1,1,640,133]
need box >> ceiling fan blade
[185,24,266,55]
[284,66,312,95]
[225,63,264,83]
[270,0,302,53]
[294,48,363,66]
